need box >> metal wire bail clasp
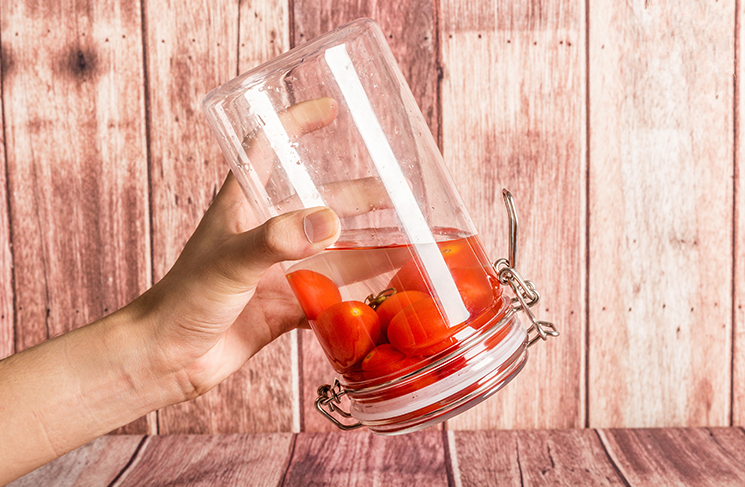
[494,189,559,347]
[315,379,363,430]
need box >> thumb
[208,207,340,294]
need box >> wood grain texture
[146,0,295,434]
[291,0,439,433]
[588,1,734,428]
[452,429,625,486]
[0,83,12,360]
[598,428,745,486]
[17,429,745,486]
[703,427,745,465]
[282,430,450,487]
[448,430,522,487]
[238,0,289,69]
[440,0,586,429]
[114,434,294,486]
[734,0,745,427]
[145,0,238,284]
[0,0,150,433]
[292,0,439,136]
[7,434,144,487]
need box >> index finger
[242,97,338,158]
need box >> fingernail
[303,209,338,243]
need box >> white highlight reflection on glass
[324,44,469,326]
[243,89,324,208]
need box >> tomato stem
[364,287,397,310]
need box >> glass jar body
[203,18,528,434]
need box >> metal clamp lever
[315,379,363,430]
[496,189,559,347]
[497,261,559,346]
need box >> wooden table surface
[10,427,745,486]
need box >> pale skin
[0,99,349,484]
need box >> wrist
[109,291,196,411]
[0,301,187,482]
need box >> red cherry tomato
[386,237,497,296]
[388,266,498,328]
[361,344,407,373]
[376,290,430,336]
[437,238,483,268]
[314,301,381,373]
[361,345,431,391]
[286,269,342,320]
[449,267,497,316]
[417,334,458,357]
[387,297,452,355]
[470,295,510,330]
[387,258,428,295]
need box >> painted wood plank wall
[440,0,585,430]
[0,0,152,434]
[0,0,739,433]
[588,0,734,428]
[734,0,745,427]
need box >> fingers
[236,96,395,220]
[207,207,340,294]
[197,97,340,241]
[272,176,392,219]
[186,96,342,288]
[317,177,391,217]
[242,97,338,160]
[281,97,338,140]
[183,172,254,255]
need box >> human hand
[132,98,341,402]
[0,97,352,484]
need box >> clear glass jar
[203,18,556,435]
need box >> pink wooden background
[0,0,739,435]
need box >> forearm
[0,172,339,484]
[0,303,184,484]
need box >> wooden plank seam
[446,430,463,487]
[106,435,149,487]
[593,430,632,487]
